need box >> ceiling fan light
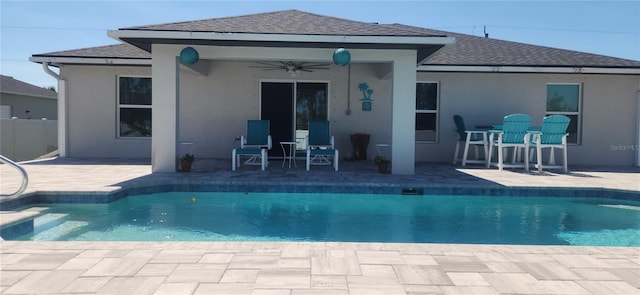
[287,68,300,77]
[333,48,351,66]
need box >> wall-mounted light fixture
[333,48,351,66]
[180,47,199,64]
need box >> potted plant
[374,155,391,174]
[179,153,195,172]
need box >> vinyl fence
[1,118,57,162]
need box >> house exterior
[1,75,58,161]
[29,10,640,174]
[0,75,57,120]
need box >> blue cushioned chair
[487,114,531,171]
[232,120,271,171]
[306,120,339,171]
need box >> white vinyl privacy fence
[1,118,57,162]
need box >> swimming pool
[5,192,639,246]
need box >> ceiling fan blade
[250,65,281,69]
[255,61,282,66]
[303,66,330,70]
[298,62,330,67]
[251,61,330,73]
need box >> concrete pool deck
[1,157,639,294]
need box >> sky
[1,1,639,89]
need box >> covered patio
[104,10,455,175]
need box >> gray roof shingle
[31,10,640,69]
[32,44,150,59]
[0,75,57,99]
[123,9,441,37]
[388,24,640,68]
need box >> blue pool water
[6,192,640,246]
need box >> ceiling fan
[251,61,330,77]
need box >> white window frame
[545,83,582,144]
[415,81,440,143]
[116,75,152,139]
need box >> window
[118,76,152,138]
[546,83,581,144]
[415,82,439,142]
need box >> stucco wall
[61,61,394,160]
[416,72,639,166]
[61,65,152,158]
[60,62,638,166]
[0,93,57,119]
[178,61,393,160]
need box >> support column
[636,79,640,167]
[57,80,67,157]
[151,45,179,173]
[391,52,417,175]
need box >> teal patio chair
[487,114,531,171]
[453,115,488,166]
[530,115,570,173]
[232,120,272,171]
[306,120,339,171]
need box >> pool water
[8,192,640,246]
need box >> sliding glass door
[261,81,328,157]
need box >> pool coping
[1,180,638,236]
[2,180,639,211]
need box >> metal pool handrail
[0,155,29,198]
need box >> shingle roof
[32,44,149,59]
[31,10,640,70]
[123,9,441,37]
[0,75,57,99]
[388,24,640,68]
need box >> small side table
[280,141,297,168]
[179,141,196,155]
[375,143,390,157]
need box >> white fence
[1,118,57,162]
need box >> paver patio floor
[1,158,638,294]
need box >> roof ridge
[120,10,292,30]
[122,9,357,30]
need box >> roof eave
[418,65,640,75]
[0,90,57,100]
[29,56,151,66]
[108,29,455,50]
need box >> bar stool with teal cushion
[453,115,488,166]
[531,115,571,173]
[487,114,531,171]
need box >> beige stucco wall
[60,62,638,166]
[60,61,395,160]
[61,65,152,158]
[0,93,57,119]
[416,72,639,166]
[178,61,393,160]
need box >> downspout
[42,62,67,157]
